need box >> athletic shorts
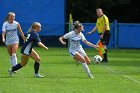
[69,48,87,58]
[21,47,32,56]
[5,40,19,46]
[100,30,111,45]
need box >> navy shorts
[100,31,111,45]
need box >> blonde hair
[5,12,15,22]
[28,22,41,33]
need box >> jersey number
[26,34,30,42]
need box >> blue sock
[12,63,22,72]
[34,62,40,74]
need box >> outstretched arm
[86,26,97,35]
[38,42,48,50]
[83,40,99,49]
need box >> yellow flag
[96,40,106,56]
[69,13,73,32]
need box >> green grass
[0,46,140,93]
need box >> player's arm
[17,24,26,42]
[37,42,48,50]
[83,40,99,49]
[59,36,66,45]
[2,31,5,43]
[59,32,71,45]
[2,23,6,43]
[86,26,97,35]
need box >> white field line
[101,65,140,84]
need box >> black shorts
[100,30,111,45]
[21,46,32,56]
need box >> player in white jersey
[2,12,25,67]
[59,21,99,78]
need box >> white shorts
[69,48,87,58]
[5,40,19,46]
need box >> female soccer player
[8,22,48,78]
[59,21,99,78]
[2,12,25,67]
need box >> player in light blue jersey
[2,12,25,67]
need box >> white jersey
[2,21,19,45]
[63,31,86,52]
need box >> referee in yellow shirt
[87,8,111,62]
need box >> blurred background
[0,0,140,48]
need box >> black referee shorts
[100,30,111,45]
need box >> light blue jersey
[2,21,19,45]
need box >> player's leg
[78,48,91,65]
[29,49,43,78]
[102,31,111,62]
[9,54,29,76]
[6,45,13,66]
[73,53,93,78]
[84,56,91,65]
[11,43,19,66]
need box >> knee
[86,60,91,65]
[12,53,17,58]
[20,63,27,66]
[36,57,41,62]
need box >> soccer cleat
[34,73,44,78]
[88,74,94,79]
[101,59,108,62]
[8,68,14,76]
[13,71,17,74]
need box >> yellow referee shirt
[96,14,110,33]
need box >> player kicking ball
[8,22,48,78]
[59,21,99,78]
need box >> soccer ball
[93,55,102,63]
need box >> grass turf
[0,46,140,93]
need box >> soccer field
[0,46,140,93]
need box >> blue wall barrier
[0,0,140,48]
[0,0,65,36]
[81,21,140,48]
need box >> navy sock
[12,63,22,72]
[34,62,40,74]
[103,49,108,60]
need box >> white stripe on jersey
[23,42,32,55]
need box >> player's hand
[93,45,100,49]
[86,31,92,35]
[100,34,103,39]
[62,42,66,45]
[2,39,5,43]
[45,47,48,50]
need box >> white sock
[82,63,91,76]
[11,53,17,66]
[10,56,13,66]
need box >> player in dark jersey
[8,22,48,78]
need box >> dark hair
[73,21,83,29]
